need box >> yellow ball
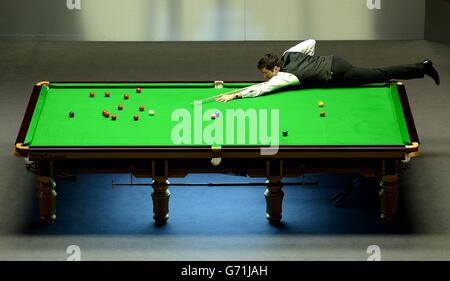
[318,101,325,107]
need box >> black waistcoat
[280,52,333,82]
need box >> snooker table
[15,80,420,225]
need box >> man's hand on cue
[216,93,240,103]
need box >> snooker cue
[191,82,266,104]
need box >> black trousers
[329,56,425,84]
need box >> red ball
[104,111,110,118]
[133,114,139,121]
[90,92,95,97]
[139,105,144,111]
[102,110,107,116]
[136,87,141,93]
[111,114,117,120]
[105,92,110,97]
[118,104,123,110]
[124,94,129,100]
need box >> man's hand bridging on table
[216,92,241,103]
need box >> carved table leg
[265,181,284,224]
[37,161,56,224]
[151,160,170,225]
[151,180,170,225]
[379,160,400,224]
[264,160,284,224]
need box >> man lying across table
[216,39,440,102]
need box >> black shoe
[423,59,440,85]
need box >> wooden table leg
[151,160,170,225]
[265,181,284,224]
[265,160,284,224]
[151,180,170,225]
[379,160,400,224]
[37,161,56,224]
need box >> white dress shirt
[241,39,316,98]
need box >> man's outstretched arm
[240,72,299,98]
[216,73,300,102]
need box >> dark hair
[257,54,280,70]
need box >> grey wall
[0,0,425,41]
[425,0,450,46]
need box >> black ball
[69,112,75,118]
[282,130,288,137]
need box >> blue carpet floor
[23,173,411,235]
